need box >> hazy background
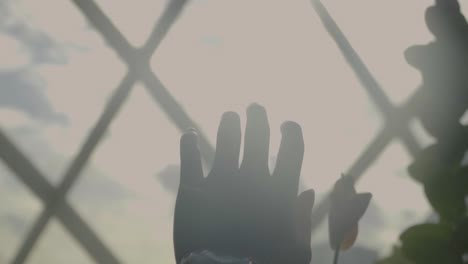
[1,0,467,263]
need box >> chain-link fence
[1,0,450,263]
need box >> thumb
[294,189,315,246]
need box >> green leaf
[424,166,467,224]
[408,143,466,184]
[458,167,468,196]
[453,218,468,254]
[400,223,462,264]
[408,145,447,183]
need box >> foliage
[376,0,468,263]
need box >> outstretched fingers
[273,121,304,200]
[179,129,204,188]
[175,129,205,262]
[211,111,242,175]
[240,103,271,175]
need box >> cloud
[0,2,69,125]
[0,70,67,124]
[0,0,81,125]
[4,22,67,65]
[1,0,68,65]
[0,35,30,71]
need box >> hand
[173,104,315,264]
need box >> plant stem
[333,249,340,264]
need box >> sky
[1,0,467,263]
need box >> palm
[174,104,314,264]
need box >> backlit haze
[1,0,467,263]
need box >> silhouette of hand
[174,104,315,264]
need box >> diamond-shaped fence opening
[0,0,441,263]
[25,219,95,264]
[67,84,181,263]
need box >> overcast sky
[1,0,467,263]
